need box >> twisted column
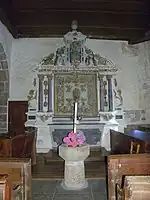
[98,75,104,111]
[48,75,53,112]
[38,75,44,112]
[107,75,113,111]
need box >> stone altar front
[25,21,123,153]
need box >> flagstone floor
[32,179,107,200]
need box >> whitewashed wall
[10,37,145,110]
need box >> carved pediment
[39,21,117,73]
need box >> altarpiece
[25,21,123,153]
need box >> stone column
[98,75,104,111]
[107,75,113,111]
[59,144,90,190]
[48,75,53,112]
[38,75,44,112]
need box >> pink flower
[68,131,77,141]
[63,137,71,145]
[71,140,77,148]
[63,130,86,147]
[77,136,84,145]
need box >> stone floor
[32,179,107,200]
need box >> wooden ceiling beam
[16,9,149,15]
[16,26,144,41]
[12,11,148,30]
[16,25,145,31]
[12,0,148,13]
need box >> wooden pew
[110,129,150,154]
[116,175,150,200]
[0,175,12,200]
[0,158,32,200]
[0,128,36,165]
[107,154,150,200]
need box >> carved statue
[114,78,123,107]
[27,78,37,108]
[54,46,65,66]
[94,54,107,65]
[85,47,96,66]
[85,47,108,66]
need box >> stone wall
[0,43,9,132]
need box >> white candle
[73,101,77,133]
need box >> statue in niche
[70,41,81,64]
[114,78,123,107]
[27,78,37,108]
[54,46,65,66]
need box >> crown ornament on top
[71,20,78,31]
[63,20,87,45]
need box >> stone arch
[0,43,9,133]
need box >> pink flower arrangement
[63,131,86,148]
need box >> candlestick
[74,101,78,133]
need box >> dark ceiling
[0,0,150,44]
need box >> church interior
[0,0,150,199]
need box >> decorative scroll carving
[114,78,123,108]
[27,78,37,107]
[40,53,55,65]
[54,73,98,116]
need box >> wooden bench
[116,175,150,200]
[107,154,150,200]
[110,129,150,154]
[0,158,32,200]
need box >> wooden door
[8,101,28,136]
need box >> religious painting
[54,73,98,116]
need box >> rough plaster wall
[0,21,13,68]
[9,37,150,124]
[0,21,13,132]
[138,41,150,121]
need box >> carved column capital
[106,75,112,80]
[47,74,53,80]
[98,74,104,81]
[38,74,44,81]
